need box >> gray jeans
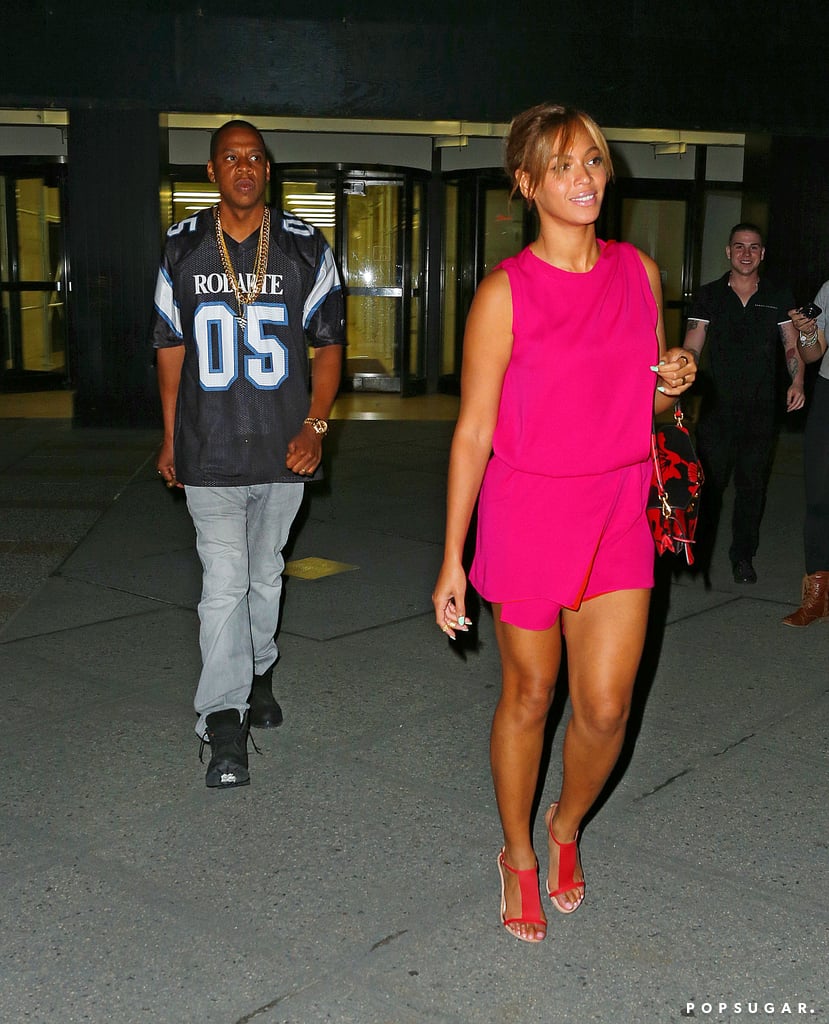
[185,482,304,738]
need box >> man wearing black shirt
[683,223,804,583]
[151,120,345,787]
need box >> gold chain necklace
[214,204,270,327]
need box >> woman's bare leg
[547,588,650,909]
[490,605,562,940]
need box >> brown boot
[782,571,829,627]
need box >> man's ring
[681,375,687,385]
[679,354,689,366]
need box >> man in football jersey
[683,223,804,583]
[151,120,345,788]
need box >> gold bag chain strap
[214,204,270,327]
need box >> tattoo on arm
[684,321,707,361]
[781,325,802,380]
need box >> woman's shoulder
[606,240,660,290]
[601,239,650,267]
[493,245,531,274]
[473,265,513,308]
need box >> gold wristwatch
[303,417,329,436]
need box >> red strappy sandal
[497,848,547,942]
[545,803,585,914]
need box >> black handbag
[647,403,704,565]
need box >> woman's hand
[789,308,818,337]
[652,347,697,396]
[432,559,471,641]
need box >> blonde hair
[504,103,614,205]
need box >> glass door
[699,189,743,284]
[405,179,427,393]
[609,179,696,349]
[620,196,690,347]
[343,178,402,389]
[0,166,68,388]
[482,184,525,275]
[279,169,426,394]
[440,172,527,390]
[611,180,745,349]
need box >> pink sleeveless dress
[469,241,658,629]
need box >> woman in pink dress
[432,103,697,943]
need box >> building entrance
[279,169,427,394]
[0,164,68,389]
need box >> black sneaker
[732,559,757,584]
[202,710,250,788]
[249,665,283,729]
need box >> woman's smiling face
[519,125,608,227]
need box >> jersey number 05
[194,301,289,391]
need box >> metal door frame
[0,159,69,390]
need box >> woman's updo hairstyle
[504,103,614,206]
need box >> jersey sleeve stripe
[302,247,341,330]
[153,265,183,339]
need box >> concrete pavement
[1,415,827,1024]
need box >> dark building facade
[2,2,829,424]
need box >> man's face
[207,125,270,213]
[726,230,765,277]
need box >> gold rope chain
[214,204,271,326]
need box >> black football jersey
[151,207,345,486]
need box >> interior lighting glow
[283,189,336,229]
[173,190,221,200]
[290,205,334,215]
[285,193,335,203]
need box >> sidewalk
[0,417,826,1024]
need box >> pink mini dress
[469,241,658,630]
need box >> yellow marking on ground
[284,556,359,580]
